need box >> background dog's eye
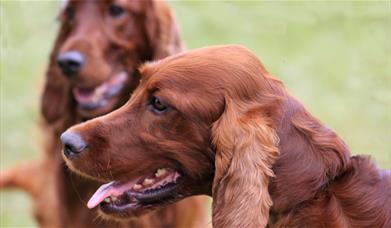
[151,96,167,113]
[62,6,75,24]
[108,4,125,17]
[65,6,74,18]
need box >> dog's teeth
[155,168,167,177]
[96,84,107,95]
[104,197,110,203]
[143,178,154,186]
[92,93,100,103]
[133,184,142,190]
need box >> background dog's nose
[60,131,87,158]
[57,51,84,76]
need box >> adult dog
[0,1,206,227]
[61,45,391,227]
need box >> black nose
[60,131,87,158]
[57,51,84,76]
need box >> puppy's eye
[108,4,125,17]
[150,96,168,113]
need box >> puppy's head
[61,45,281,226]
[42,0,181,122]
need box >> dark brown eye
[108,4,125,17]
[61,6,75,24]
[66,6,74,17]
[150,96,167,113]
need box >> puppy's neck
[271,95,351,213]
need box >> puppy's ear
[144,0,183,59]
[41,27,71,124]
[211,98,280,227]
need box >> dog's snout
[60,131,87,158]
[57,51,84,76]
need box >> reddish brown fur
[64,45,391,227]
[0,1,207,227]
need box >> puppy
[61,45,391,227]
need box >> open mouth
[73,71,128,110]
[87,168,183,216]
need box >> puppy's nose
[57,51,84,76]
[60,131,87,158]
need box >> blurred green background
[1,1,390,227]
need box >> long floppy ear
[41,25,71,123]
[211,98,280,228]
[144,0,183,59]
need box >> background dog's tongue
[87,181,115,209]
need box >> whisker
[68,168,87,205]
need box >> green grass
[1,1,58,227]
[0,1,390,227]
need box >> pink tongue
[87,181,116,209]
[87,180,138,209]
[73,88,97,103]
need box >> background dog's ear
[211,98,280,228]
[144,0,183,59]
[41,27,71,124]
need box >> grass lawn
[1,1,390,227]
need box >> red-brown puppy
[61,45,391,227]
